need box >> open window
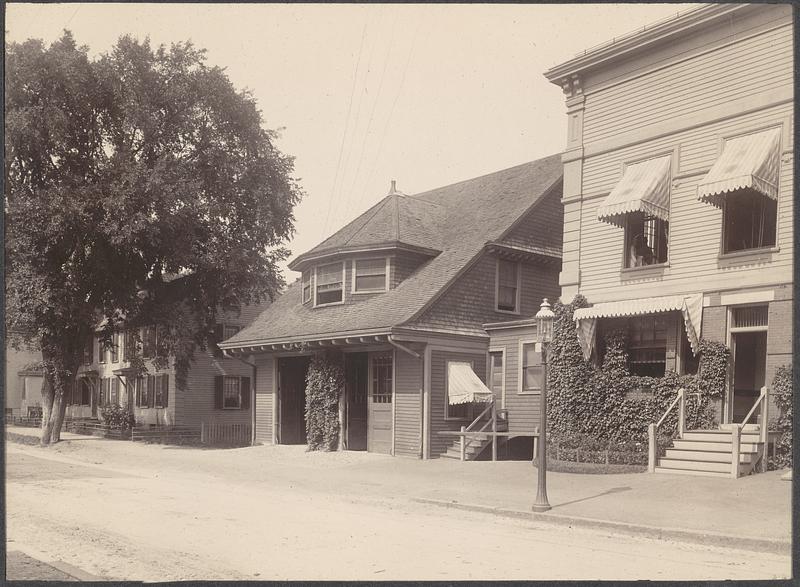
[315,262,344,306]
[625,212,668,268]
[722,188,777,253]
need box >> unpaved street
[6,440,790,581]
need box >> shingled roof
[222,153,563,348]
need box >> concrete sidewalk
[7,426,791,553]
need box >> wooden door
[367,353,392,454]
[345,353,368,450]
[279,357,310,444]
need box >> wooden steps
[654,426,764,478]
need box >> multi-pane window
[135,376,150,408]
[302,270,312,303]
[628,315,668,377]
[223,376,241,409]
[123,330,137,361]
[723,189,777,253]
[110,378,120,405]
[111,332,120,363]
[520,343,542,393]
[316,262,344,305]
[625,212,668,268]
[371,354,393,404]
[496,259,520,312]
[489,351,504,398]
[353,258,387,293]
[154,374,168,408]
[223,324,240,339]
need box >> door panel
[345,353,368,451]
[279,357,310,444]
[367,353,393,454]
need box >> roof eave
[288,242,440,271]
[544,4,747,84]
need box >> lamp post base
[531,502,551,513]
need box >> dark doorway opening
[731,331,767,423]
[278,356,311,445]
[344,353,368,451]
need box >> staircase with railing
[648,386,771,478]
[440,398,508,460]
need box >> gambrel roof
[221,153,563,348]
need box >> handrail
[740,386,766,428]
[648,388,686,473]
[465,397,494,433]
[459,396,498,462]
[730,386,769,478]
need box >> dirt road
[6,441,790,581]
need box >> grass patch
[539,458,646,475]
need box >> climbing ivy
[304,353,344,451]
[548,296,726,447]
[770,365,792,470]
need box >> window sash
[521,343,541,392]
[371,355,392,403]
[354,258,387,292]
[223,376,241,409]
[497,260,519,312]
[316,263,343,286]
[302,271,312,303]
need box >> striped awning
[573,293,703,360]
[596,156,671,227]
[697,127,781,207]
[448,362,493,405]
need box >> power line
[323,18,367,235]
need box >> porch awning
[573,293,703,360]
[596,155,671,227]
[697,127,781,207]
[448,362,493,406]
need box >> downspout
[388,335,421,359]
[225,350,257,446]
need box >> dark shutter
[150,376,157,408]
[241,377,251,410]
[214,376,224,409]
[160,374,169,408]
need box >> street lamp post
[532,298,554,513]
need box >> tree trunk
[50,386,69,442]
[40,374,55,446]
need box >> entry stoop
[654,426,765,478]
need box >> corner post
[460,426,466,461]
[647,423,656,473]
[760,386,769,473]
[677,388,686,437]
[491,400,497,462]
[731,424,741,479]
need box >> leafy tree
[5,31,301,444]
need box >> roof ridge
[340,195,393,248]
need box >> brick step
[682,431,760,443]
[672,439,762,452]
[664,449,756,463]
[654,467,732,478]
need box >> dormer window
[315,262,345,306]
[302,270,312,304]
[353,258,388,293]
[496,259,520,313]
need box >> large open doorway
[278,356,311,444]
[727,305,769,423]
[344,353,368,450]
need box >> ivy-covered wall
[770,364,792,470]
[548,295,727,445]
[304,353,344,451]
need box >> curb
[412,497,791,555]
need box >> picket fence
[200,422,252,447]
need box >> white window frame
[518,338,542,395]
[352,257,390,294]
[314,262,346,307]
[495,258,521,315]
[223,375,242,410]
[302,270,312,304]
[487,347,506,409]
[444,359,476,421]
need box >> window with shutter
[223,376,242,409]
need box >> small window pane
[356,274,385,291]
[223,376,241,408]
[522,343,541,392]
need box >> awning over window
[697,127,781,207]
[596,156,671,227]
[573,293,703,360]
[448,363,493,406]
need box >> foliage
[100,405,137,431]
[770,365,792,470]
[5,32,301,444]
[548,296,724,448]
[548,433,648,466]
[305,353,344,451]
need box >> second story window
[496,259,520,313]
[302,270,312,304]
[111,332,120,363]
[625,212,668,268]
[353,258,388,293]
[142,326,157,358]
[315,262,344,306]
[722,188,777,253]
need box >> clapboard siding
[429,350,487,458]
[393,344,424,457]
[253,354,275,444]
[415,251,560,334]
[487,326,540,435]
[583,23,793,143]
[575,103,793,303]
[178,351,253,428]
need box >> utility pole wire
[323,18,367,235]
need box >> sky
[6,2,703,280]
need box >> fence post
[647,423,656,473]
[731,424,740,479]
[760,386,769,473]
[678,388,686,437]
[491,401,497,462]
[459,426,466,461]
